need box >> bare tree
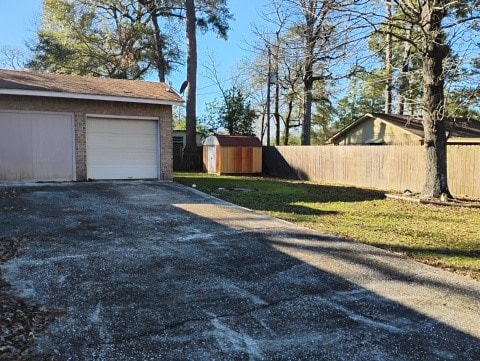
[249,0,290,145]
[296,0,336,145]
[251,0,357,145]
[0,46,27,69]
[272,0,361,145]
[397,25,413,115]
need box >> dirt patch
[0,237,63,360]
[417,257,480,282]
[386,193,480,208]
[217,187,258,192]
[0,188,27,199]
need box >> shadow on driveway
[0,181,479,360]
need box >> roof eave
[0,88,184,106]
[328,113,376,143]
[447,137,480,144]
[379,118,424,140]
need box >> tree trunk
[151,12,167,82]
[302,79,313,145]
[266,47,271,146]
[301,0,317,146]
[275,79,280,145]
[421,2,451,199]
[139,0,166,82]
[184,0,199,170]
[397,40,411,115]
[302,27,314,146]
[273,40,280,146]
[284,98,294,146]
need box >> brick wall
[0,95,174,181]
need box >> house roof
[328,112,480,143]
[204,134,262,147]
[0,69,183,106]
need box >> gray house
[0,69,183,182]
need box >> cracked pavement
[1,181,480,360]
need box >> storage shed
[203,135,262,174]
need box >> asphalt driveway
[1,181,479,360]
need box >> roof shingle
[368,112,480,139]
[0,69,183,105]
[205,135,263,147]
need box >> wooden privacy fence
[263,145,480,199]
[173,146,203,171]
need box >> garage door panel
[0,117,34,179]
[0,111,75,181]
[89,151,156,164]
[88,164,158,179]
[32,114,75,179]
[126,134,157,145]
[86,118,159,180]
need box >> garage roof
[0,69,183,105]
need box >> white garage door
[86,117,159,180]
[0,111,75,181]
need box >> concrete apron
[1,181,479,360]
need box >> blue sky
[0,0,42,48]
[0,0,270,116]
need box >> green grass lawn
[174,172,480,281]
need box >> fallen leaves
[0,237,63,360]
[0,189,25,199]
[0,295,60,360]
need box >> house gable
[332,114,422,145]
[329,112,480,145]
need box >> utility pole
[274,45,280,146]
[266,47,271,146]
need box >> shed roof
[328,112,480,144]
[204,135,262,147]
[0,69,183,105]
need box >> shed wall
[218,146,262,174]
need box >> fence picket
[263,145,480,199]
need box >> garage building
[0,69,183,182]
